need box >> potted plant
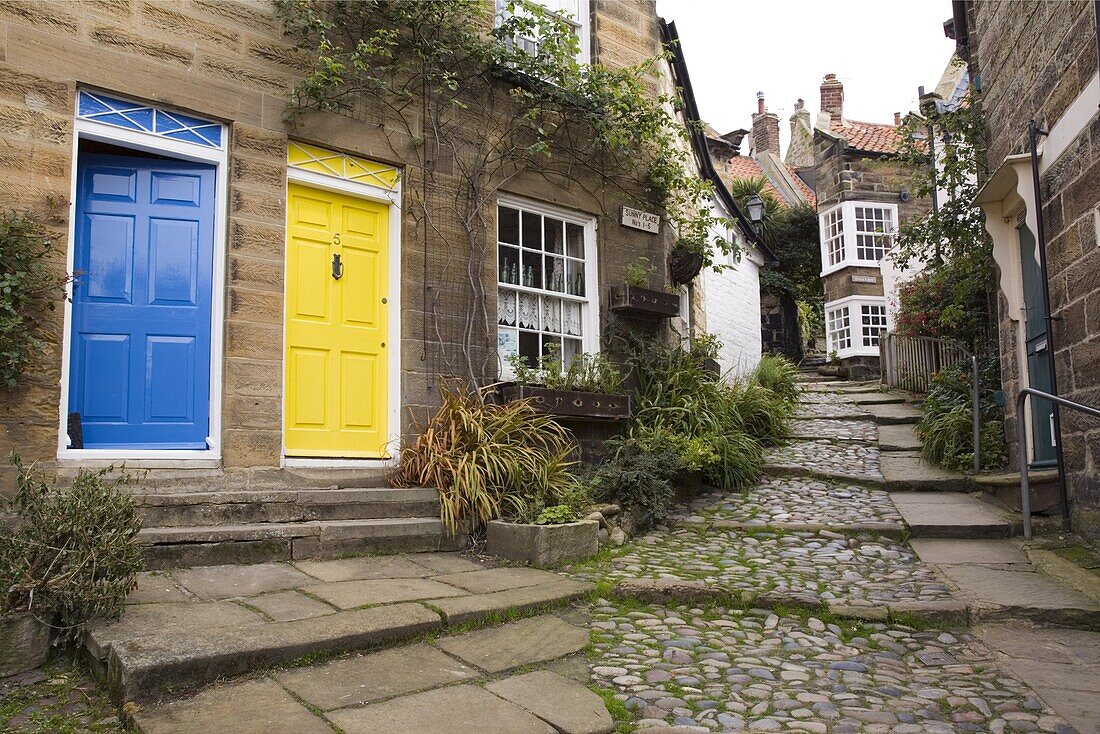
[487,503,599,567]
[669,238,705,284]
[610,257,680,319]
[0,454,143,676]
[501,348,632,420]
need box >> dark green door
[1018,224,1056,465]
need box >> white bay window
[825,296,889,358]
[819,201,898,274]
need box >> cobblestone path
[576,383,1080,732]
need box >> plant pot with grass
[0,454,143,676]
[502,349,632,420]
[487,503,599,566]
[611,255,679,319]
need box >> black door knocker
[332,253,343,280]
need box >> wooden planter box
[500,384,631,420]
[486,519,599,566]
[610,285,679,319]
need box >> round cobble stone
[765,440,882,482]
[790,418,879,442]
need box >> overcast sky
[655,0,958,153]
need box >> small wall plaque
[621,206,660,234]
[851,274,877,284]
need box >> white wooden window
[495,0,591,65]
[854,205,894,261]
[820,201,898,274]
[860,303,888,347]
[826,305,852,352]
[823,206,845,267]
[497,197,597,376]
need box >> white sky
[655,0,958,154]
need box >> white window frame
[819,201,898,275]
[825,295,889,358]
[57,91,228,467]
[495,0,591,65]
[496,194,599,381]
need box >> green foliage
[0,454,143,641]
[506,346,625,394]
[916,361,1008,472]
[750,354,801,408]
[588,433,680,530]
[653,429,720,472]
[892,99,996,352]
[0,212,69,390]
[729,381,793,446]
[392,385,578,532]
[533,504,578,525]
[624,257,655,288]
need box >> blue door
[69,153,216,449]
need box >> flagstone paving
[668,477,902,529]
[764,440,884,484]
[790,418,879,442]
[587,600,1077,733]
[570,528,952,606]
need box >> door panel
[70,153,216,449]
[285,183,389,458]
[1018,224,1056,464]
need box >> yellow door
[285,183,389,457]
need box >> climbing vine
[277,0,733,386]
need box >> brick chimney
[820,73,844,124]
[751,91,781,156]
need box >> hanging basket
[669,248,704,284]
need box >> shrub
[533,504,578,525]
[730,381,794,446]
[588,434,680,530]
[0,454,143,641]
[917,361,1007,472]
[749,354,801,408]
[392,385,578,533]
[1,212,70,389]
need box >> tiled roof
[830,119,901,154]
[721,156,786,203]
[786,165,816,208]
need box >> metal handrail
[1017,387,1100,540]
[881,333,981,474]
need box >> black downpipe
[1027,120,1070,532]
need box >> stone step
[877,424,922,451]
[88,560,591,705]
[892,492,1013,538]
[138,517,457,569]
[863,402,924,425]
[881,451,972,492]
[135,487,440,527]
[974,469,1063,514]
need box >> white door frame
[57,99,228,468]
[282,164,403,468]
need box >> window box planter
[0,612,49,677]
[486,519,599,566]
[610,285,679,319]
[500,384,631,420]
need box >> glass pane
[498,245,519,285]
[521,249,543,288]
[498,326,518,365]
[519,330,539,365]
[566,259,585,296]
[522,211,542,250]
[497,288,516,326]
[518,291,539,329]
[541,334,562,359]
[566,222,583,258]
[542,296,562,333]
[545,255,565,292]
[563,338,582,367]
[564,301,582,335]
[499,206,519,245]
[544,217,564,254]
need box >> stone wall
[0,0,683,490]
[968,0,1100,540]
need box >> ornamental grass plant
[392,385,579,533]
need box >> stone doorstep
[670,518,907,540]
[138,517,444,544]
[762,463,885,489]
[94,569,592,705]
[608,578,971,626]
